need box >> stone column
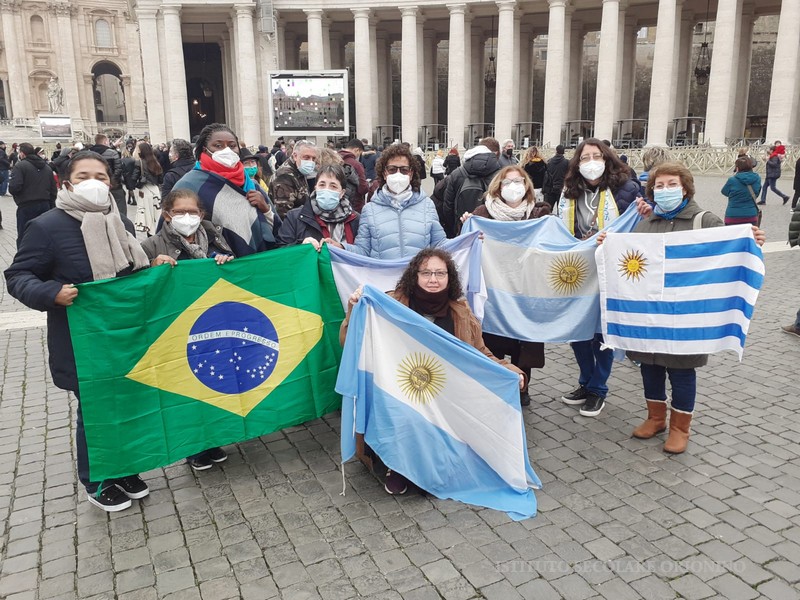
[156,11,173,139]
[1,1,29,118]
[646,0,678,146]
[666,0,684,124]
[321,18,332,69]
[125,21,147,126]
[471,28,484,123]
[329,33,343,70]
[234,4,259,146]
[424,30,437,124]
[376,31,391,126]
[733,4,755,137]
[612,1,627,130]
[352,9,375,139]
[51,2,83,128]
[369,19,380,135]
[510,11,522,127]
[594,0,620,141]
[619,17,638,121]
[447,3,467,148]
[543,0,568,146]
[561,8,573,122]
[705,0,743,146]
[567,21,584,120]
[518,27,533,124]
[162,5,190,140]
[305,10,325,70]
[417,15,426,136]
[136,7,167,142]
[401,7,420,144]
[284,31,299,69]
[494,0,517,141]
[463,14,474,127]
[673,12,693,121]
[82,74,97,131]
[766,0,800,141]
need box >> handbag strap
[745,184,761,212]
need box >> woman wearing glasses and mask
[140,188,234,471]
[326,144,445,259]
[556,138,637,418]
[459,166,547,407]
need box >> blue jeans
[760,177,789,202]
[571,335,613,397]
[640,363,696,413]
[0,169,8,195]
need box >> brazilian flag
[68,245,344,481]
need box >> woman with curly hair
[340,247,527,494]
[326,144,445,259]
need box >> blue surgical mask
[653,187,685,212]
[298,160,317,177]
[315,189,341,211]
[244,165,258,178]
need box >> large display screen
[267,70,349,136]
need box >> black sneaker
[562,385,588,405]
[206,447,227,463]
[520,392,531,407]
[187,453,213,471]
[579,393,606,417]
[114,475,149,499]
[87,485,132,512]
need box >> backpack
[454,172,489,234]
[342,162,360,203]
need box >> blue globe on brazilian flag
[68,245,344,482]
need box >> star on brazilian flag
[68,245,344,482]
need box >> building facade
[0,0,797,148]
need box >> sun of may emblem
[397,353,446,405]
[618,249,648,282]
[548,253,588,295]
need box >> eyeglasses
[502,178,525,186]
[385,165,412,175]
[652,182,682,191]
[419,270,448,279]
[169,209,201,217]
[579,153,604,163]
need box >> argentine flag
[328,232,486,319]
[462,208,641,343]
[596,224,764,358]
[336,285,541,520]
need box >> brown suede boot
[664,410,693,454]
[632,400,667,439]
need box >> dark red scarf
[199,152,245,188]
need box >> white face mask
[72,179,110,206]
[579,160,606,182]
[210,147,240,168]
[171,214,202,237]
[386,172,411,194]
[501,182,526,205]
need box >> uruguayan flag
[462,208,641,343]
[596,224,764,358]
[328,232,486,319]
[336,285,540,520]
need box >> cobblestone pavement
[0,176,798,599]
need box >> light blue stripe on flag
[607,322,746,345]
[665,236,760,259]
[665,266,764,289]
[607,297,755,320]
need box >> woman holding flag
[556,138,636,417]
[340,248,527,495]
[5,151,151,512]
[599,161,765,453]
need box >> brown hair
[562,137,630,200]
[485,166,535,205]
[161,188,203,214]
[645,161,695,201]
[375,144,421,192]
[394,248,463,301]
[523,146,542,164]
[480,137,500,154]
[734,157,753,173]
[137,142,163,177]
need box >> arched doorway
[187,77,217,136]
[91,61,125,124]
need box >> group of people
[2,123,768,511]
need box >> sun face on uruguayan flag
[397,353,446,405]
[547,253,589,294]
[618,249,648,282]
[127,278,323,417]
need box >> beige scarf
[484,194,534,221]
[55,188,150,280]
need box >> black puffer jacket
[9,155,57,206]
[543,154,569,197]
[277,196,359,246]
[4,209,139,392]
[443,149,501,236]
[789,208,800,247]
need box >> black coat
[443,154,461,176]
[0,148,10,170]
[443,151,501,236]
[161,158,195,198]
[795,158,800,192]
[277,199,359,246]
[120,156,137,190]
[543,154,569,196]
[4,209,138,392]
[88,144,123,189]
[9,155,57,206]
